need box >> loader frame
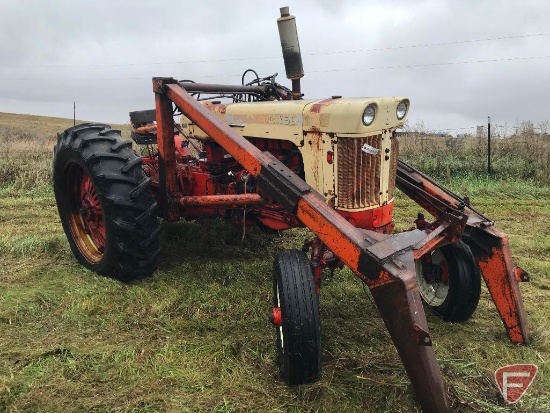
[152,77,529,413]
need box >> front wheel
[415,241,481,322]
[272,250,321,385]
[53,123,160,280]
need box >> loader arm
[397,160,530,345]
[153,78,450,413]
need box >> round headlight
[396,100,408,120]
[362,104,376,126]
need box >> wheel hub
[270,307,282,326]
[78,173,106,252]
[415,249,450,307]
[81,197,98,229]
[422,261,448,284]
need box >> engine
[133,91,408,233]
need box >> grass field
[0,113,549,412]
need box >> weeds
[0,114,130,193]
[399,123,550,183]
[0,113,548,412]
[1,180,548,412]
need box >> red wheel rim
[79,173,106,250]
[65,163,106,263]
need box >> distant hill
[0,112,129,139]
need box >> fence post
[488,116,491,175]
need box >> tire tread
[53,124,160,281]
[274,250,321,385]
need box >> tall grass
[398,122,550,183]
[0,123,129,193]
[1,116,548,412]
[2,189,548,412]
[0,127,56,192]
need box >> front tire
[415,241,481,322]
[53,123,160,281]
[273,250,321,385]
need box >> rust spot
[363,270,394,288]
[308,132,323,184]
[312,133,323,150]
[203,101,227,115]
[309,98,337,114]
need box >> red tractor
[52,7,529,412]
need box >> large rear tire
[53,123,160,281]
[272,249,321,385]
[415,241,481,322]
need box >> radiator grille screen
[336,135,382,209]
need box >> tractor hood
[181,97,409,140]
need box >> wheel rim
[64,163,106,264]
[415,249,449,306]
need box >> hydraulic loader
[52,7,529,412]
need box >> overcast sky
[1,0,549,134]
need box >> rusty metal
[291,79,302,99]
[179,82,269,96]
[465,225,530,344]
[154,80,180,221]
[337,135,382,209]
[162,78,265,175]
[397,159,530,345]
[153,79,451,412]
[171,193,265,208]
[132,124,157,134]
[370,274,449,412]
[514,266,530,282]
[308,237,324,293]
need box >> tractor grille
[388,137,399,200]
[336,135,382,209]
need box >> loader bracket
[515,267,530,282]
[413,323,433,346]
[396,159,530,345]
[256,153,315,213]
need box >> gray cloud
[1,0,549,132]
